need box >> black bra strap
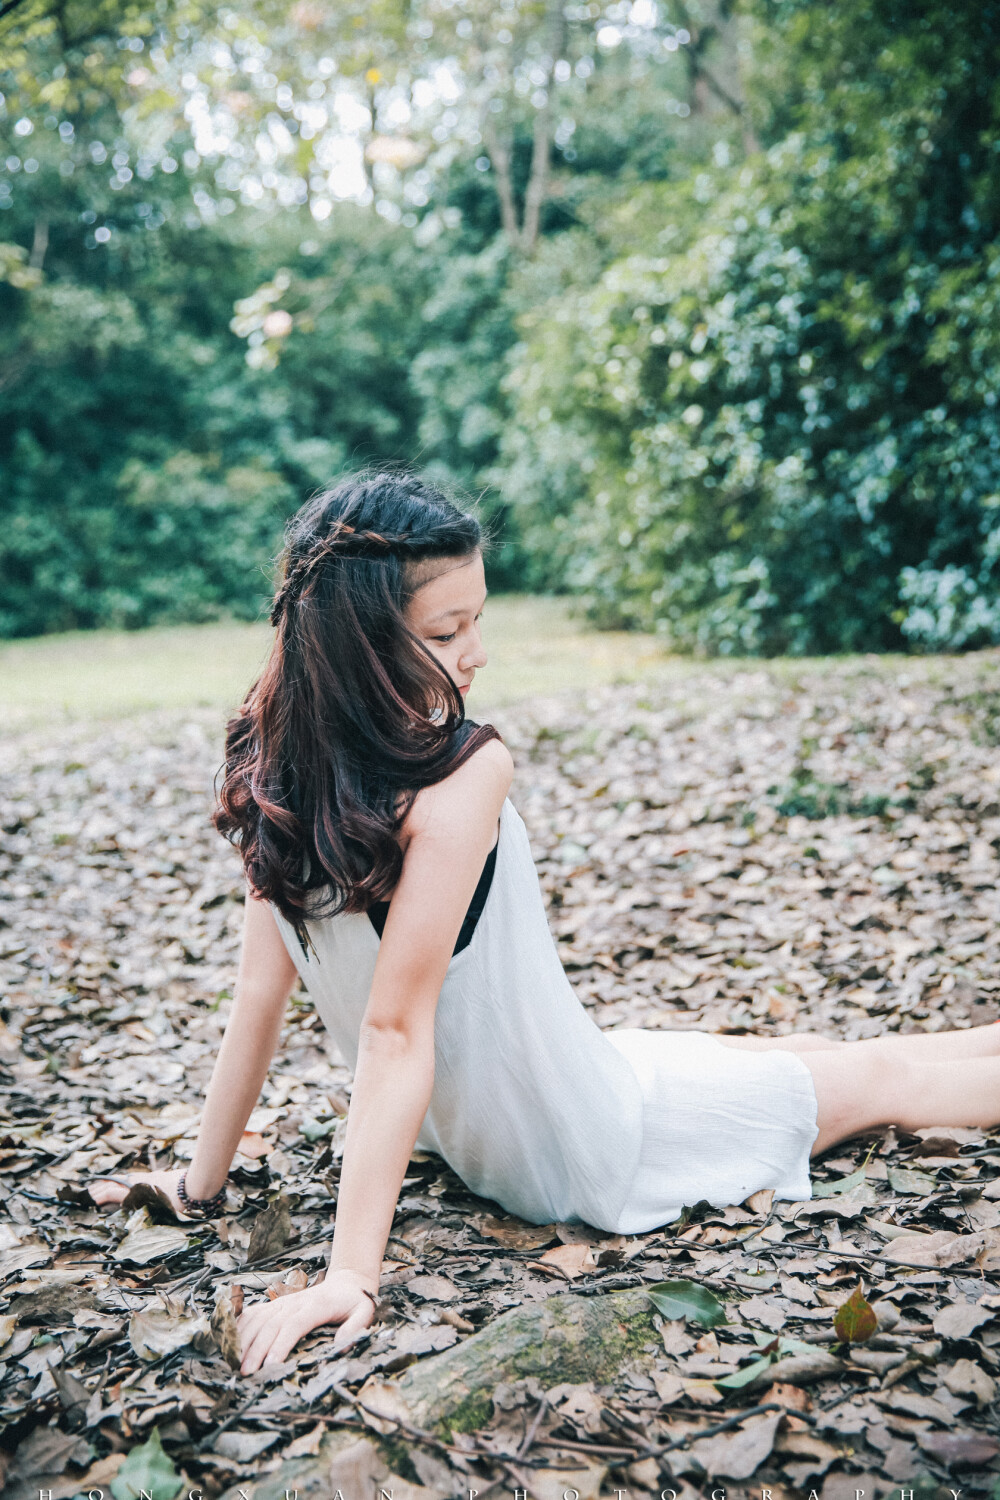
[367,838,498,955]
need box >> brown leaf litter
[2,654,1000,1496]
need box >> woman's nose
[461,636,488,671]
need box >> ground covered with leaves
[3,653,1000,1499]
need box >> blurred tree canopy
[1,0,998,648]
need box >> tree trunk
[359,1285,658,1436]
[482,115,521,245]
[219,1287,660,1500]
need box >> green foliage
[647,1278,728,1328]
[110,1428,183,1500]
[769,766,900,821]
[0,35,434,637]
[833,1282,877,1344]
[501,0,1000,653]
[0,0,634,632]
[3,0,999,648]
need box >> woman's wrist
[327,1261,380,1296]
[177,1167,228,1215]
[183,1153,231,1200]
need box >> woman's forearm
[328,1024,436,1287]
[184,986,289,1198]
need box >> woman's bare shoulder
[402,737,513,845]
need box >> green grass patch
[0,596,674,736]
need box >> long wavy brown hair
[213,472,502,940]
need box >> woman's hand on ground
[237,1270,377,1375]
[87,1168,186,1216]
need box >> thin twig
[764,1240,1000,1280]
[533,1435,641,1460]
[196,1388,263,1452]
[634,1400,813,1460]
[501,1458,551,1496]
[331,1381,463,1459]
[516,1392,549,1460]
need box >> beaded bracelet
[177,1171,228,1219]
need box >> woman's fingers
[88,1178,131,1206]
[237,1300,300,1373]
[236,1302,273,1352]
[332,1306,371,1353]
[239,1321,274,1374]
[239,1305,308,1374]
[235,1285,369,1375]
[257,1312,314,1369]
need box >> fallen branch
[354,1286,659,1437]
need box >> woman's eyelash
[432,612,483,644]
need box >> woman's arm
[185,893,299,1196]
[236,738,514,1373]
[89,892,298,1213]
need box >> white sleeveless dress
[272,796,819,1234]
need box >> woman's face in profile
[404,551,488,702]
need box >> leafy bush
[501,0,1000,653]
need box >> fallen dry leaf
[884,1229,986,1266]
[941,1357,996,1407]
[128,1300,211,1362]
[236,1130,272,1160]
[536,1242,598,1279]
[114,1209,190,1266]
[916,1429,1000,1467]
[245,1195,292,1262]
[210,1283,242,1370]
[933,1300,995,1339]
[686,1411,783,1480]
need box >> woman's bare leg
[717,1023,1000,1062]
[717,1032,840,1053]
[798,1048,1000,1155]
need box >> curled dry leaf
[210,1284,242,1370]
[213,1431,280,1462]
[473,1214,559,1250]
[916,1429,1000,1468]
[548,1381,605,1435]
[685,1411,783,1481]
[282,1424,326,1461]
[113,1209,190,1266]
[526,1459,608,1500]
[886,1229,1000,1268]
[404,1273,459,1301]
[438,1307,475,1332]
[236,1130,272,1160]
[742,1350,845,1390]
[128,1301,211,1362]
[536,1242,598,1279]
[245,1195,292,1263]
[266,1266,310,1299]
[932,1300,995,1339]
[744,1188,775,1217]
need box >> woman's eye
[434,633,456,643]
